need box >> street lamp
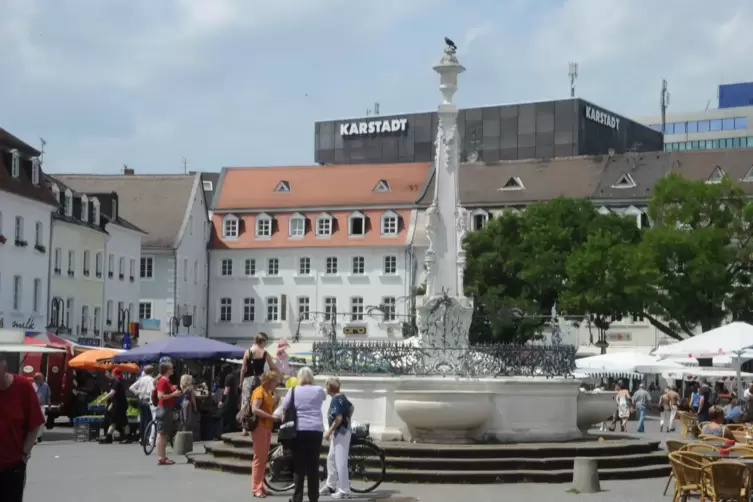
[168,316,180,337]
[117,307,131,332]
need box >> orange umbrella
[68,348,140,373]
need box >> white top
[129,373,155,402]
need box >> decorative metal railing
[311,340,576,378]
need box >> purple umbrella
[112,335,245,362]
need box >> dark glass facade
[315,98,663,165]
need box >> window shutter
[280,294,287,321]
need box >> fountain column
[417,43,474,354]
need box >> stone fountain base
[310,375,589,443]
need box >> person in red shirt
[0,351,45,502]
[155,361,183,465]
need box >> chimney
[123,167,135,176]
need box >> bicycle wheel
[264,445,295,493]
[142,421,157,456]
[348,440,385,494]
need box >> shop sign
[0,314,39,330]
[77,337,102,347]
[606,332,632,342]
[340,118,408,137]
[585,105,620,130]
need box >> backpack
[151,377,161,406]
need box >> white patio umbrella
[576,351,684,374]
[654,322,753,396]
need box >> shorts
[156,406,175,436]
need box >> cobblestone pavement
[25,418,677,502]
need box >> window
[83,251,91,276]
[316,214,333,237]
[722,118,735,131]
[65,189,73,216]
[33,278,41,313]
[54,248,62,274]
[289,213,306,237]
[244,259,256,276]
[194,260,199,284]
[710,119,722,131]
[266,297,279,321]
[35,221,43,246]
[12,275,21,311]
[222,215,239,239]
[81,195,89,222]
[66,298,73,328]
[373,179,390,192]
[381,211,398,236]
[267,258,279,276]
[274,180,290,192]
[106,300,113,325]
[243,298,255,322]
[612,173,636,189]
[92,198,100,225]
[299,257,310,275]
[81,305,89,334]
[471,210,488,231]
[707,166,724,184]
[203,180,213,191]
[108,254,115,278]
[352,256,365,275]
[325,257,338,275]
[382,296,396,321]
[500,176,525,190]
[697,120,710,133]
[687,121,698,134]
[219,298,232,322]
[130,259,136,281]
[95,252,103,277]
[11,149,20,178]
[15,216,23,242]
[256,214,272,237]
[183,258,188,281]
[117,301,124,322]
[735,117,748,129]
[348,211,366,236]
[139,301,152,320]
[298,297,310,321]
[350,297,364,321]
[93,307,101,334]
[140,257,153,279]
[221,259,233,276]
[324,297,337,321]
[383,256,397,274]
[68,250,75,276]
[119,257,125,279]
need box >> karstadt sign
[585,105,620,130]
[340,118,408,137]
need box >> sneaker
[319,485,335,495]
[332,491,351,499]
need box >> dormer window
[499,176,524,191]
[274,181,291,192]
[10,149,20,178]
[611,173,636,189]
[744,166,753,183]
[255,213,272,238]
[222,214,239,239]
[65,189,73,216]
[51,184,60,203]
[373,179,390,192]
[112,198,118,219]
[81,195,89,222]
[470,209,489,231]
[381,210,398,236]
[706,166,724,184]
[289,213,306,238]
[92,197,100,226]
[348,211,366,236]
[315,213,333,237]
[31,157,40,185]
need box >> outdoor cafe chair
[701,461,750,502]
[668,452,707,502]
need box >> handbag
[277,387,298,441]
[240,402,258,432]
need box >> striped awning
[575,369,642,380]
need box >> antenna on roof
[39,138,47,164]
[374,102,380,115]
[568,62,578,98]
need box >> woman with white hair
[180,374,200,439]
[281,366,326,502]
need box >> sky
[2,0,753,174]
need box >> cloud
[0,0,752,173]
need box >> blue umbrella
[112,336,245,362]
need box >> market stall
[68,348,140,373]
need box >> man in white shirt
[129,365,155,445]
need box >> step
[189,454,671,483]
[204,442,667,471]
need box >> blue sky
[2,0,752,174]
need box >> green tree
[560,214,657,352]
[640,173,753,339]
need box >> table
[695,451,753,464]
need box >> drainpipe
[101,232,110,346]
[204,244,210,337]
[173,249,179,336]
[46,214,55,331]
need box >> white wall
[209,246,413,343]
[103,222,142,333]
[49,219,107,336]
[0,192,53,330]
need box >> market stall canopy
[662,367,753,382]
[0,330,65,353]
[112,336,246,362]
[653,322,753,360]
[26,332,91,355]
[576,352,684,374]
[68,348,140,373]
[574,369,642,380]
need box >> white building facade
[103,218,143,337]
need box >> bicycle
[142,407,180,456]
[264,423,386,494]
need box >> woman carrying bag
[248,371,281,498]
[280,367,326,502]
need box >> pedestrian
[129,365,155,445]
[32,373,51,442]
[631,383,651,433]
[100,367,131,444]
[155,361,183,465]
[0,352,45,502]
[697,378,712,423]
[239,333,277,436]
[249,371,281,498]
[321,377,354,499]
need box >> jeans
[0,461,27,502]
[325,429,351,495]
[251,427,272,495]
[292,430,324,502]
[636,407,647,432]
[139,403,152,443]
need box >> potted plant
[0,234,6,244]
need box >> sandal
[158,458,175,465]
[253,493,267,498]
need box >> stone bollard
[173,431,194,455]
[572,457,600,493]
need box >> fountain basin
[577,391,617,433]
[394,391,492,443]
